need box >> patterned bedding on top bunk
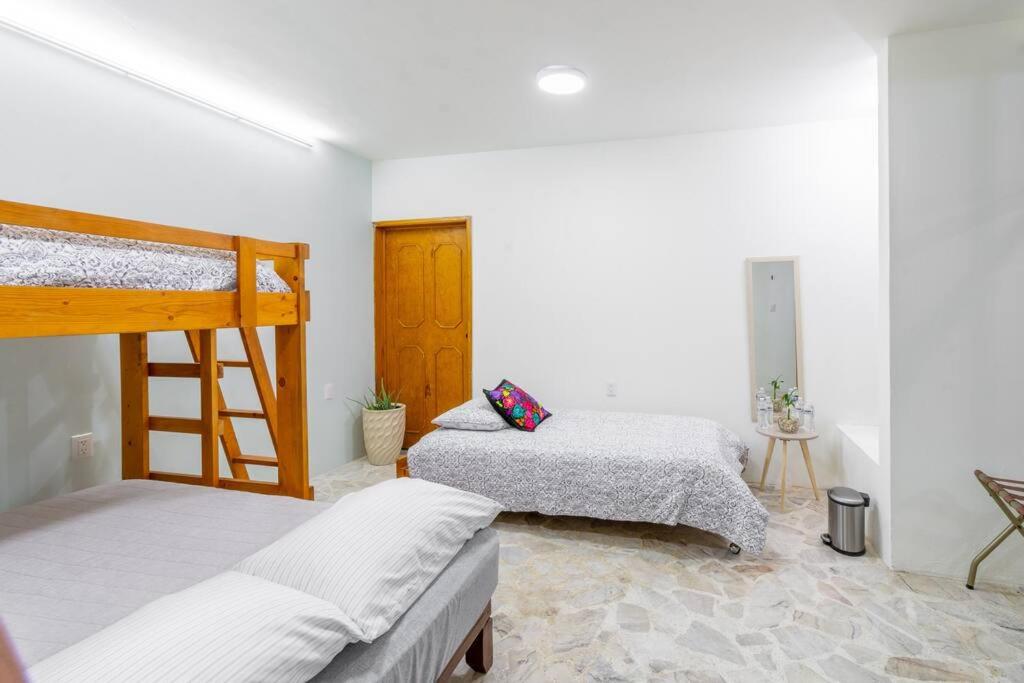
[409,410,771,554]
[0,223,291,292]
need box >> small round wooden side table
[756,425,820,511]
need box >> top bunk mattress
[0,223,291,292]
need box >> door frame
[373,216,473,422]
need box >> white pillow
[28,571,360,683]
[432,397,508,431]
[235,478,502,641]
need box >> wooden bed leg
[466,615,493,674]
[396,455,409,478]
[276,323,309,499]
[437,601,493,682]
[120,333,150,480]
[198,330,220,488]
[275,247,311,500]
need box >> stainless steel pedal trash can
[820,487,869,556]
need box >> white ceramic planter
[362,404,406,465]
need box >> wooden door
[375,217,472,448]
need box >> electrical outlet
[71,433,93,460]
[606,382,617,398]
[324,383,336,400]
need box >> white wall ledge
[837,424,879,464]
[836,422,884,560]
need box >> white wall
[831,37,894,566]
[374,119,880,489]
[0,29,373,512]
[888,19,1024,585]
[876,39,894,566]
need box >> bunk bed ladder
[188,328,282,490]
[187,328,281,478]
[122,326,310,499]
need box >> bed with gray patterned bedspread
[409,410,769,554]
[0,223,290,292]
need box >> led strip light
[0,16,314,148]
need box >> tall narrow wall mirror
[747,257,804,421]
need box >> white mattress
[314,528,498,682]
[1,479,501,683]
[0,223,291,292]
[0,480,324,665]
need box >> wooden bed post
[236,236,258,328]
[275,245,311,500]
[120,333,150,479]
[198,330,220,487]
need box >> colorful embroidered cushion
[482,379,551,432]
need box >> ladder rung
[148,471,204,485]
[221,360,252,368]
[220,478,281,494]
[148,362,224,378]
[234,454,279,467]
[149,416,223,435]
[219,408,266,419]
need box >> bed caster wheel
[728,543,741,555]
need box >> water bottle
[802,403,815,432]
[755,387,771,429]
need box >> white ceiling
[1,0,1021,159]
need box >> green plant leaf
[351,379,403,410]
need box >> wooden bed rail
[0,199,310,339]
[0,199,296,257]
[0,199,312,500]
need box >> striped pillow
[235,478,502,641]
[28,571,360,683]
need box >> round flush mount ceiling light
[536,65,587,95]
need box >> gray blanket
[409,410,769,554]
[0,480,324,665]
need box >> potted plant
[769,375,785,414]
[777,391,800,433]
[351,381,405,465]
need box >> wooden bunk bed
[0,199,312,499]
[0,199,499,681]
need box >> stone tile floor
[313,460,1024,682]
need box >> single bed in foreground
[0,479,499,682]
[409,409,769,554]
